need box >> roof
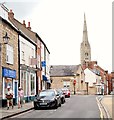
[50,65,80,77]
[8,13,50,53]
[9,18,37,43]
[0,16,18,32]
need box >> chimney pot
[23,20,26,27]
[8,9,14,19]
[27,22,31,30]
[28,22,30,27]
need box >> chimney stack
[8,9,14,19]
[23,20,26,27]
[27,22,31,30]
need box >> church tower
[80,13,91,65]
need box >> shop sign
[41,61,46,67]
[2,68,16,79]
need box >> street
[12,95,100,118]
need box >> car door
[55,90,60,105]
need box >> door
[13,80,18,104]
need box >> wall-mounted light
[3,32,10,44]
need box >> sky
[1,0,112,72]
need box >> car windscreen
[39,91,55,97]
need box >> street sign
[73,80,76,85]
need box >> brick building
[0,4,18,107]
[111,72,114,93]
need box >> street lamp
[3,32,10,44]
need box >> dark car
[34,89,61,109]
[61,88,70,98]
[56,89,65,104]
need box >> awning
[43,75,48,81]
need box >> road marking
[96,97,104,119]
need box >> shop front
[2,67,18,107]
[20,65,36,103]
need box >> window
[31,48,34,58]
[30,73,35,95]
[21,71,27,96]
[22,51,25,60]
[85,53,88,56]
[63,81,70,88]
[6,44,13,64]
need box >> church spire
[80,13,91,65]
[83,13,88,41]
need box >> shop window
[4,78,12,99]
[30,74,35,95]
[24,72,26,96]
[27,72,30,96]
[21,71,27,96]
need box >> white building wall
[19,36,36,97]
[84,68,96,87]
[19,36,36,66]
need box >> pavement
[0,101,34,120]
[97,95,113,120]
[0,95,113,119]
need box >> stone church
[80,13,91,66]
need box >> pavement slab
[0,101,34,119]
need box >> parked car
[56,89,65,104]
[61,88,70,98]
[34,89,61,109]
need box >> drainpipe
[18,32,20,87]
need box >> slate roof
[9,18,37,43]
[50,65,80,77]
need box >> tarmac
[0,95,113,120]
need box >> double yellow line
[96,97,104,119]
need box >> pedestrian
[6,86,13,110]
[18,87,24,108]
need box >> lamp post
[85,82,88,95]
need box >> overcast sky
[2,0,112,72]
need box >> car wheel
[61,98,63,104]
[63,99,66,103]
[59,102,61,107]
[53,100,58,109]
